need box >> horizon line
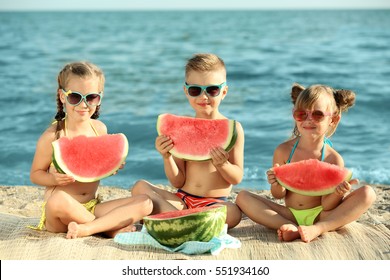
[1,7,389,12]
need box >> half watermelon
[52,133,129,183]
[144,205,227,247]
[156,113,237,161]
[274,159,352,196]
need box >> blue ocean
[0,10,389,190]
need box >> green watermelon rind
[143,205,227,247]
[156,114,237,161]
[52,156,65,174]
[224,121,237,153]
[274,160,353,196]
[51,133,129,183]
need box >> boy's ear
[223,85,228,94]
[221,85,228,99]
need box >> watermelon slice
[274,159,352,196]
[52,133,128,183]
[156,113,237,161]
[144,205,227,247]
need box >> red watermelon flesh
[52,133,128,183]
[156,113,237,161]
[273,159,352,196]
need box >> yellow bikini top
[53,117,99,138]
[63,118,99,137]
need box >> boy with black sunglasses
[132,53,244,229]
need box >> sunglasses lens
[206,86,221,97]
[86,94,101,106]
[67,92,82,105]
[188,86,202,97]
[293,110,328,122]
[312,110,325,121]
[293,110,307,121]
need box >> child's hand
[266,164,280,186]
[210,147,229,167]
[155,135,173,158]
[49,165,75,185]
[334,178,359,196]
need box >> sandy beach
[0,184,389,260]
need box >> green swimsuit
[286,137,332,226]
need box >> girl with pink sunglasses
[236,83,376,242]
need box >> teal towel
[114,224,241,255]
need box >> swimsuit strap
[320,142,326,161]
[64,117,99,137]
[324,137,333,147]
[90,121,99,136]
[286,138,300,163]
[321,137,333,161]
[64,117,68,136]
[287,137,332,163]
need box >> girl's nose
[80,99,89,107]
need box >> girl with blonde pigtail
[30,61,152,238]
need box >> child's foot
[298,225,322,242]
[66,222,88,239]
[277,224,300,241]
[105,224,137,238]
[117,224,137,233]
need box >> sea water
[0,10,389,190]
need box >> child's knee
[225,203,242,228]
[235,190,250,206]
[45,191,72,214]
[360,185,376,205]
[138,194,153,215]
[131,180,152,195]
[226,210,242,229]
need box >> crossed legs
[44,190,153,238]
[236,185,376,242]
